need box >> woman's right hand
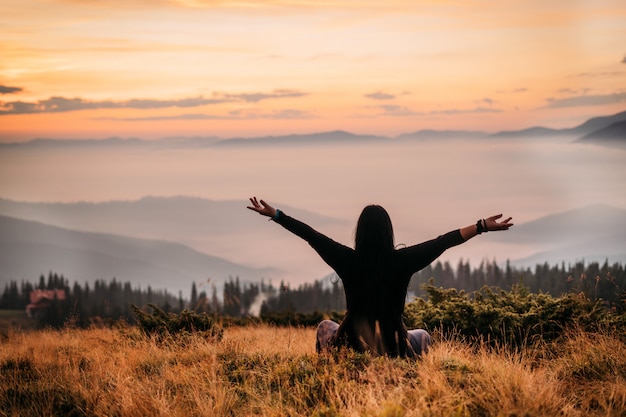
[247,196,277,218]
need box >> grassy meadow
[1,323,626,417]
[0,310,36,332]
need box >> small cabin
[26,289,66,318]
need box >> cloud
[0,90,307,115]
[622,55,626,64]
[571,71,625,78]
[370,105,502,117]
[544,92,626,108]
[479,98,494,106]
[260,109,314,119]
[223,89,307,103]
[0,85,23,94]
[556,88,591,95]
[111,113,227,121]
[0,96,229,115]
[365,91,396,100]
[429,107,501,115]
[496,87,528,94]
[100,108,315,121]
[374,105,419,117]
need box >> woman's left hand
[247,196,277,218]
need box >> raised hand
[247,196,277,218]
[485,214,513,231]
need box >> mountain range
[1,197,625,295]
[489,204,626,267]
[0,197,346,294]
[2,109,624,148]
[489,109,626,143]
[0,196,346,252]
[0,214,277,295]
[577,120,626,148]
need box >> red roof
[29,289,66,304]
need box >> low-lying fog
[1,136,624,283]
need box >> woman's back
[272,210,464,357]
[247,196,513,358]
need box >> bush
[131,304,223,342]
[404,280,625,347]
[260,310,345,327]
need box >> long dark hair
[354,205,395,259]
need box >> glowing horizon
[1,0,625,141]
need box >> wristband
[270,209,281,221]
[476,219,487,234]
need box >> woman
[247,197,513,358]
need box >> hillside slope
[0,215,276,294]
[498,204,626,267]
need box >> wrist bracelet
[270,209,281,221]
[476,219,487,234]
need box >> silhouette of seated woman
[247,197,513,358]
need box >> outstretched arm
[246,196,352,271]
[460,214,513,241]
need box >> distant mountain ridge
[495,204,626,267]
[0,195,346,244]
[395,130,486,140]
[0,214,276,295]
[0,196,348,291]
[214,130,387,146]
[1,196,625,290]
[568,110,626,136]
[490,110,626,142]
[488,126,562,138]
[1,109,624,147]
[576,120,626,148]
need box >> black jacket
[275,211,465,357]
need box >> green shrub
[260,310,345,327]
[131,304,223,342]
[404,280,624,347]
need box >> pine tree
[190,281,198,310]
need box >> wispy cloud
[570,71,625,78]
[544,92,626,108]
[372,105,501,117]
[556,88,591,95]
[429,107,501,115]
[374,105,419,117]
[0,85,23,94]
[0,96,230,115]
[496,87,528,94]
[0,89,307,115]
[365,91,396,100]
[166,0,423,10]
[100,108,315,121]
[622,55,626,64]
[224,89,307,103]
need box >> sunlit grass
[1,324,625,417]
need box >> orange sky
[1,0,625,141]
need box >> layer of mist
[1,130,625,288]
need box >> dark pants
[315,319,432,357]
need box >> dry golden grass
[1,324,625,417]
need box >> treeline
[1,259,625,328]
[409,259,626,311]
[0,272,183,328]
[207,277,346,316]
[0,272,346,328]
